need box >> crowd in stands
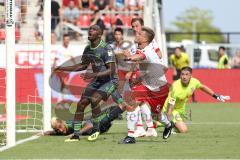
[34,0,145,41]
[0,0,25,42]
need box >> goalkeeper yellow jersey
[163,77,202,113]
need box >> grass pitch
[0,103,240,159]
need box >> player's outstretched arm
[83,62,116,79]
[125,53,145,62]
[55,63,88,72]
[200,85,230,102]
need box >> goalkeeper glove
[212,94,230,102]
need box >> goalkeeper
[161,66,230,139]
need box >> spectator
[126,0,138,11]
[78,0,94,10]
[126,0,145,11]
[51,0,60,31]
[51,32,57,44]
[0,0,4,28]
[113,14,124,26]
[94,0,109,10]
[90,10,105,30]
[15,0,21,27]
[62,0,79,8]
[170,47,190,80]
[105,24,116,43]
[112,0,126,11]
[37,0,43,15]
[34,12,44,41]
[53,34,77,108]
[20,0,27,23]
[232,50,240,69]
[63,0,80,25]
[217,46,230,69]
[138,0,145,10]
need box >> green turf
[0,103,240,159]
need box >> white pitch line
[0,135,40,152]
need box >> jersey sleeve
[193,78,202,89]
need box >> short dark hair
[175,47,182,51]
[181,66,192,74]
[219,46,225,51]
[114,27,123,35]
[141,26,155,43]
[63,33,69,38]
[131,17,144,26]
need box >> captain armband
[169,97,176,106]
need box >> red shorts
[131,84,169,114]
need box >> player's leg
[140,103,157,137]
[172,110,188,133]
[90,92,104,118]
[69,97,90,140]
[119,107,140,144]
[160,111,174,139]
[74,98,91,122]
[161,109,187,139]
[146,84,170,132]
[87,81,121,139]
[131,85,156,137]
[68,82,97,140]
[134,104,146,137]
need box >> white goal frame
[3,0,52,149]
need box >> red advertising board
[0,69,239,103]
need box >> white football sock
[126,107,140,137]
[136,109,143,129]
[141,103,154,128]
[160,112,171,128]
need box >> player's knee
[177,125,188,133]
[175,122,188,133]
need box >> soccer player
[161,66,230,139]
[120,27,169,144]
[55,25,119,140]
[124,18,163,138]
[110,27,131,96]
[41,106,120,141]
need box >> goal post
[1,0,52,149]
[43,0,52,132]
[6,0,16,147]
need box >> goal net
[0,0,51,149]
